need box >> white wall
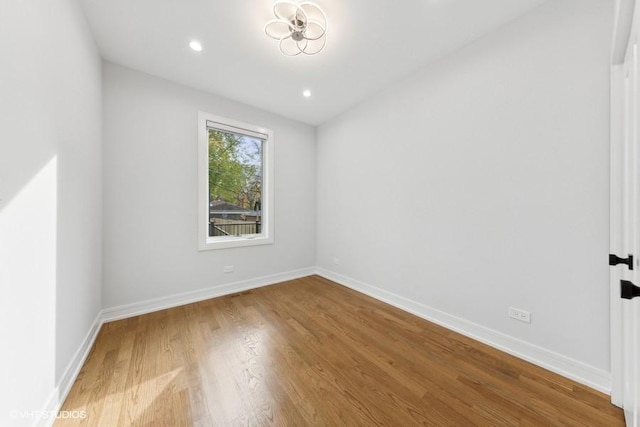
[0,0,102,425]
[317,0,612,380]
[102,63,316,308]
[0,1,615,422]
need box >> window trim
[198,111,274,250]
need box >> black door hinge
[621,280,640,299]
[609,254,634,270]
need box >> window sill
[198,235,273,251]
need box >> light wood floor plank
[55,275,624,426]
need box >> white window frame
[198,111,274,250]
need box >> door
[611,2,640,425]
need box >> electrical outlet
[332,257,340,265]
[223,265,234,273]
[508,307,531,323]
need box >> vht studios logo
[10,410,87,420]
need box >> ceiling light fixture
[264,1,327,56]
[303,89,312,97]
[189,40,203,52]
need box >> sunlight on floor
[63,367,183,426]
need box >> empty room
[2,0,640,425]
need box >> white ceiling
[81,0,549,125]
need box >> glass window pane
[208,128,263,238]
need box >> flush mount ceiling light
[264,1,327,56]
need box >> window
[198,112,273,250]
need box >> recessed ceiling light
[189,40,203,52]
[303,90,312,98]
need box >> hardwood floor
[56,275,624,426]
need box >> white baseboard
[37,265,611,427]
[102,267,316,322]
[315,267,612,395]
[39,312,103,427]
